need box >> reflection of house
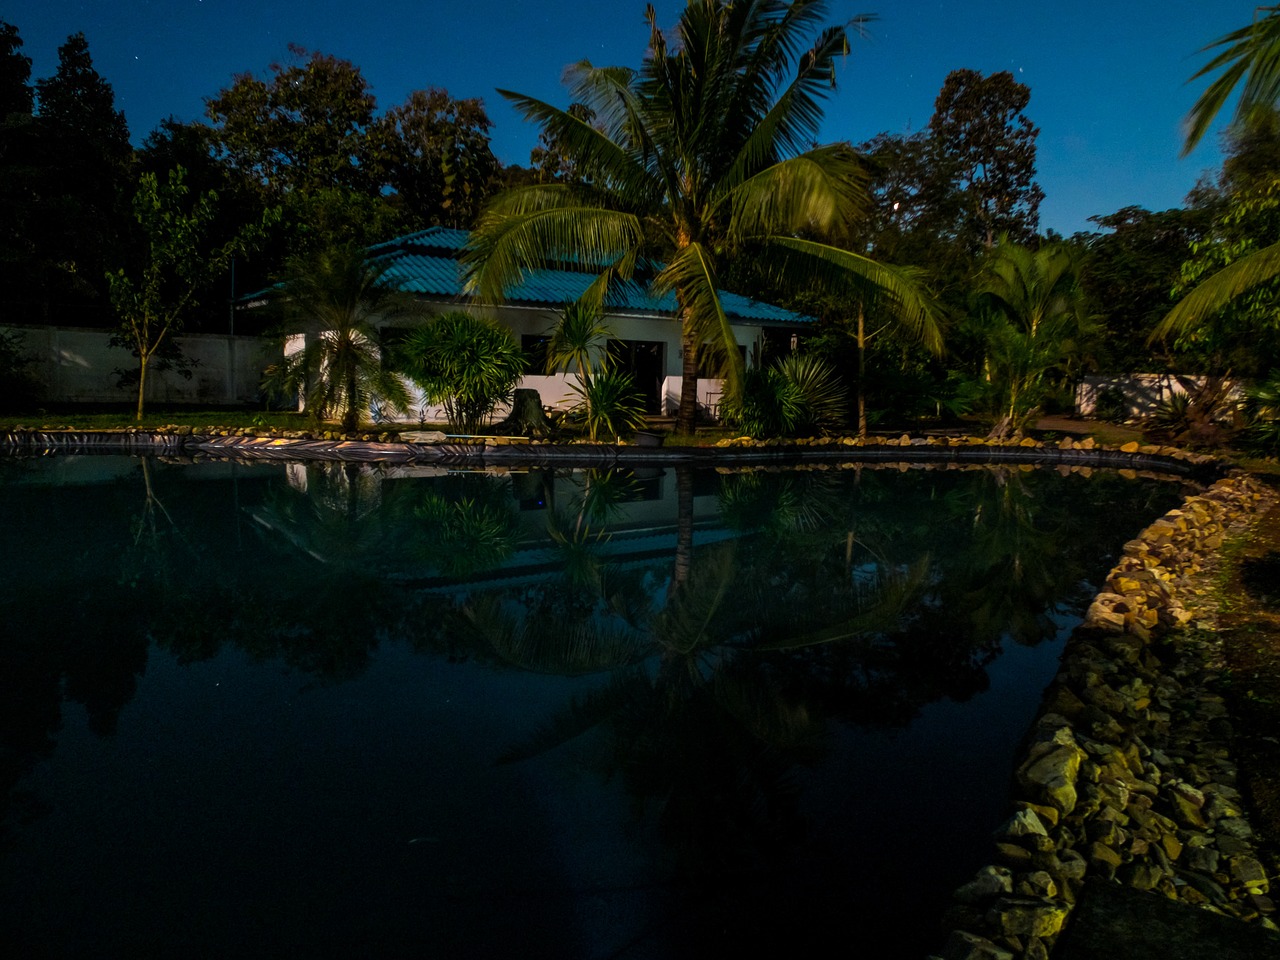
[315,227,811,420]
[260,462,737,591]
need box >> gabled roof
[366,226,810,326]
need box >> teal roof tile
[369,227,810,326]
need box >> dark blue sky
[10,1,1253,235]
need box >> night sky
[9,1,1256,235]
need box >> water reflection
[0,456,1186,957]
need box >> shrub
[723,353,847,439]
[396,312,526,434]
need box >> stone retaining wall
[934,474,1280,960]
[0,428,1225,477]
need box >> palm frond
[1184,6,1280,154]
[497,87,661,198]
[652,241,744,397]
[760,236,945,354]
[725,18,858,184]
[463,198,645,303]
[496,670,650,764]
[1152,237,1280,341]
[721,144,871,239]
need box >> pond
[0,456,1187,958]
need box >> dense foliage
[3,6,1280,443]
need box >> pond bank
[934,473,1280,960]
[0,428,1225,479]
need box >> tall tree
[1079,205,1210,373]
[206,45,378,198]
[465,0,937,435]
[31,32,132,324]
[928,69,1043,249]
[0,19,32,117]
[0,20,38,319]
[371,88,500,229]
[205,46,393,252]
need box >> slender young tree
[464,0,936,435]
[108,167,274,419]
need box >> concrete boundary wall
[1076,374,1244,419]
[3,324,279,406]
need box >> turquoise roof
[365,227,811,326]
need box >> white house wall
[368,303,768,424]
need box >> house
[316,227,813,422]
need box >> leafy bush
[0,330,41,412]
[723,353,847,439]
[396,312,526,434]
[1239,372,1280,457]
[568,368,647,441]
[1094,387,1129,422]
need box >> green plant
[545,300,612,382]
[463,0,937,436]
[1094,387,1129,422]
[1239,371,1280,456]
[396,311,526,434]
[569,367,647,441]
[265,243,417,432]
[723,352,847,439]
[969,237,1091,438]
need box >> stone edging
[0,429,1226,478]
[934,474,1280,960]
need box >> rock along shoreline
[935,473,1280,960]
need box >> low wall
[935,474,1280,960]
[1076,374,1244,419]
[3,324,278,406]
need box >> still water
[0,456,1185,958]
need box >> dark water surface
[0,457,1186,958]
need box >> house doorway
[609,339,665,414]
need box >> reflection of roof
[366,226,811,326]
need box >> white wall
[1076,374,1244,418]
[4,324,278,406]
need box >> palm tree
[268,244,416,432]
[1184,6,1280,156]
[463,0,937,435]
[970,237,1089,437]
[1164,7,1280,341]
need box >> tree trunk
[135,351,149,421]
[677,322,700,435]
[856,301,868,439]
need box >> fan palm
[267,244,416,432]
[463,0,937,435]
